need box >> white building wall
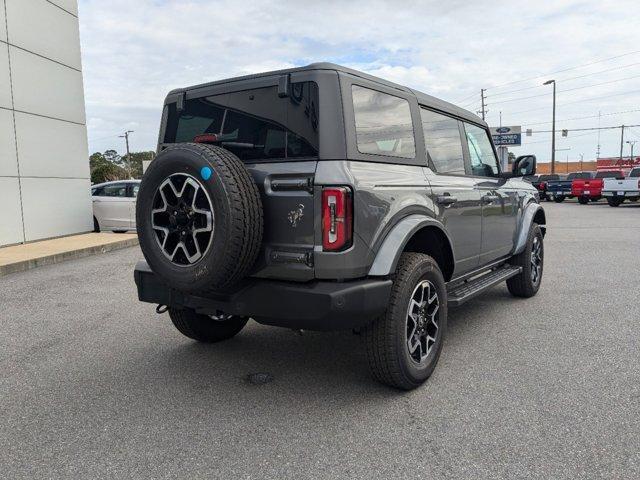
[0,0,91,246]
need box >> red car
[572,171,623,204]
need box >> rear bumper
[603,190,639,197]
[134,261,392,331]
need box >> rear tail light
[322,187,353,251]
[193,133,219,144]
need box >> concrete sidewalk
[0,233,139,276]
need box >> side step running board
[447,265,522,307]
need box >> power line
[528,123,640,134]
[485,61,640,99]
[520,108,640,127]
[485,49,640,91]
[487,74,640,106]
[507,88,640,115]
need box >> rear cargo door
[162,76,320,281]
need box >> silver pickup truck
[133,63,546,390]
[602,167,640,207]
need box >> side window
[352,85,415,159]
[101,184,127,197]
[464,123,500,177]
[420,108,465,175]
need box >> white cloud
[79,0,640,161]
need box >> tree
[89,149,155,183]
[91,161,128,184]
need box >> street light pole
[119,130,134,179]
[543,80,556,174]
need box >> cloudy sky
[78,0,640,163]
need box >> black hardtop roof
[169,62,485,126]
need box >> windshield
[164,82,319,162]
[595,171,623,179]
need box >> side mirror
[513,155,537,177]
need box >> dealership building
[1,0,91,247]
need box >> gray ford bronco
[134,63,545,390]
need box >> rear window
[629,168,640,178]
[164,82,319,162]
[567,172,592,180]
[595,171,623,179]
[352,85,415,159]
[539,175,559,181]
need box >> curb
[0,237,139,277]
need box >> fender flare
[513,202,546,255]
[368,214,453,277]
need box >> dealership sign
[491,126,522,146]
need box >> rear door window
[352,85,415,159]
[420,108,465,175]
[165,82,319,162]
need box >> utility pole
[480,89,487,121]
[619,125,625,162]
[596,111,601,159]
[543,80,556,173]
[119,130,134,178]
[579,153,583,171]
[627,140,637,160]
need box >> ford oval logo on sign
[491,125,522,146]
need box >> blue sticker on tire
[200,166,213,181]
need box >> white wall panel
[0,177,24,245]
[0,108,17,176]
[15,111,89,178]
[21,177,92,241]
[0,0,7,42]
[9,46,86,124]
[48,0,78,16]
[0,44,12,109]
[6,0,82,70]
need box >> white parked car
[91,180,141,232]
[602,167,640,207]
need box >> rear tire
[168,307,248,343]
[507,224,543,298]
[607,197,623,207]
[93,216,100,232]
[364,253,447,390]
[578,196,589,205]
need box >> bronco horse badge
[287,204,305,227]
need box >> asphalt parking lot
[1,200,639,479]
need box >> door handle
[436,194,458,206]
[482,194,500,204]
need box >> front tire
[578,196,589,205]
[507,224,544,298]
[168,307,248,343]
[553,195,565,203]
[607,197,623,207]
[364,253,447,390]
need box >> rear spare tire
[136,143,263,293]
